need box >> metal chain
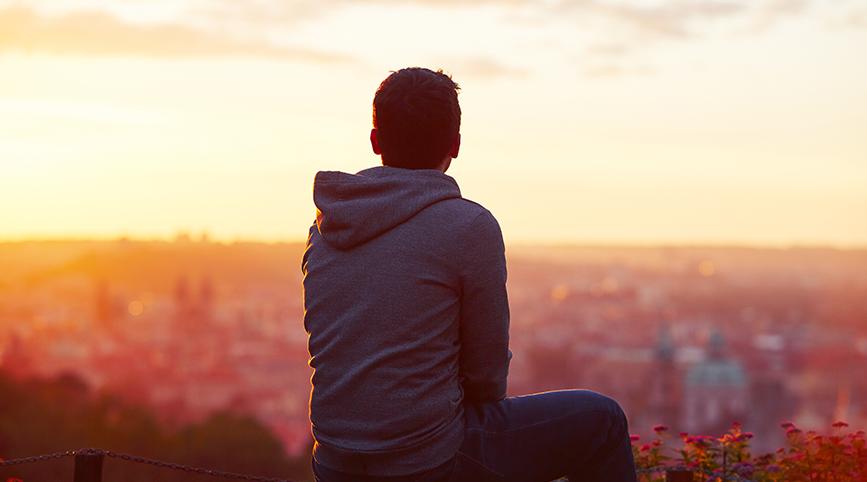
[0,448,297,482]
[103,450,297,482]
[0,450,76,466]
[2,449,760,482]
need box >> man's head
[370,67,461,171]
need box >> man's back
[304,66,636,482]
[302,164,511,476]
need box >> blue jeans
[312,389,638,482]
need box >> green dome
[685,359,747,386]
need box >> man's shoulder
[431,197,493,222]
[426,198,502,248]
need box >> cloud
[553,1,747,77]
[749,0,810,32]
[553,1,818,78]
[186,0,529,33]
[552,0,817,46]
[441,57,528,80]
[555,0,748,39]
[0,1,822,80]
[187,0,324,30]
[844,8,867,29]
[0,6,350,62]
[3,0,814,40]
[585,42,633,57]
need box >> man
[302,67,637,482]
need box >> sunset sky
[2,0,866,246]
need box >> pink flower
[653,424,669,433]
[630,434,641,442]
[780,421,795,429]
[832,420,849,428]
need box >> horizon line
[2,234,866,251]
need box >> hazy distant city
[1,237,865,456]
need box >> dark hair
[372,67,461,169]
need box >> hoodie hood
[312,165,462,250]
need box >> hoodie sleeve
[301,222,316,275]
[457,209,512,403]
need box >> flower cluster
[631,421,867,481]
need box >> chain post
[73,449,104,482]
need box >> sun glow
[1,1,866,246]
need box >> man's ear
[370,129,381,155]
[449,133,461,159]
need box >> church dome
[685,329,747,387]
[685,358,747,386]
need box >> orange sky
[1,0,866,246]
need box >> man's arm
[458,209,512,404]
[301,222,316,275]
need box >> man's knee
[570,390,628,431]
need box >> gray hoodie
[301,164,512,476]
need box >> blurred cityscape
[1,236,866,457]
